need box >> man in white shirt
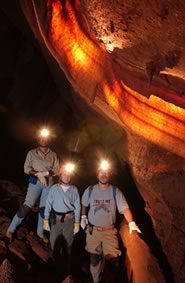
[6,128,59,242]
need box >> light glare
[40,128,50,138]
[64,163,75,173]
[99,160,110,171]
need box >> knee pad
[17,205,32,218]
[90,253,102,266]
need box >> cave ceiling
[1,0,185,159]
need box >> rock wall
[122,131,185,282]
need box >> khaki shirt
[24,148,59,175]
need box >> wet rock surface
[0,240,7,263]
[81,0,185,80]
[0,203,90,283]
[0,259,14,283]
[0,207,55,283]
[121,223,166,283]
[123,131,185,283]
[26,233,49,263]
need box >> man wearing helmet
[81,160,141,283]
[6,128,59,242]
[43,162,81,283]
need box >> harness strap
[88,185,117,201]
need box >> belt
[55,212,74,222]
[93,225,114,231]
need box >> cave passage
[0,2,185,283]
[0,154,174,283]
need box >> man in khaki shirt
[6,128,59,242]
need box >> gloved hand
[36,171,49,177]
[74,222,80,235]
[43,219,50,231]
[36,175,47,186]
[80,215,88,230]
[129,221,141,234]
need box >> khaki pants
[86,228,121,283]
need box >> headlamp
[99,160,111,171]
[39,128,50,138]
[64,162,75,174]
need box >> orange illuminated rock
[20,0,185,159]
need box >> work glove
[43,219,50,231]
[36,171,49,177]
[36,174,47,186]
[128,221,141,234]
[80,215,88,230]
[74,222,80,235]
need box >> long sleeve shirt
[24,147,59,175]
[44,184,81,222]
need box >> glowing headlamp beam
[99,160,110,171]
[64,163,75,173]
[40,128,50,138]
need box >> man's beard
[98,177,109,185]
